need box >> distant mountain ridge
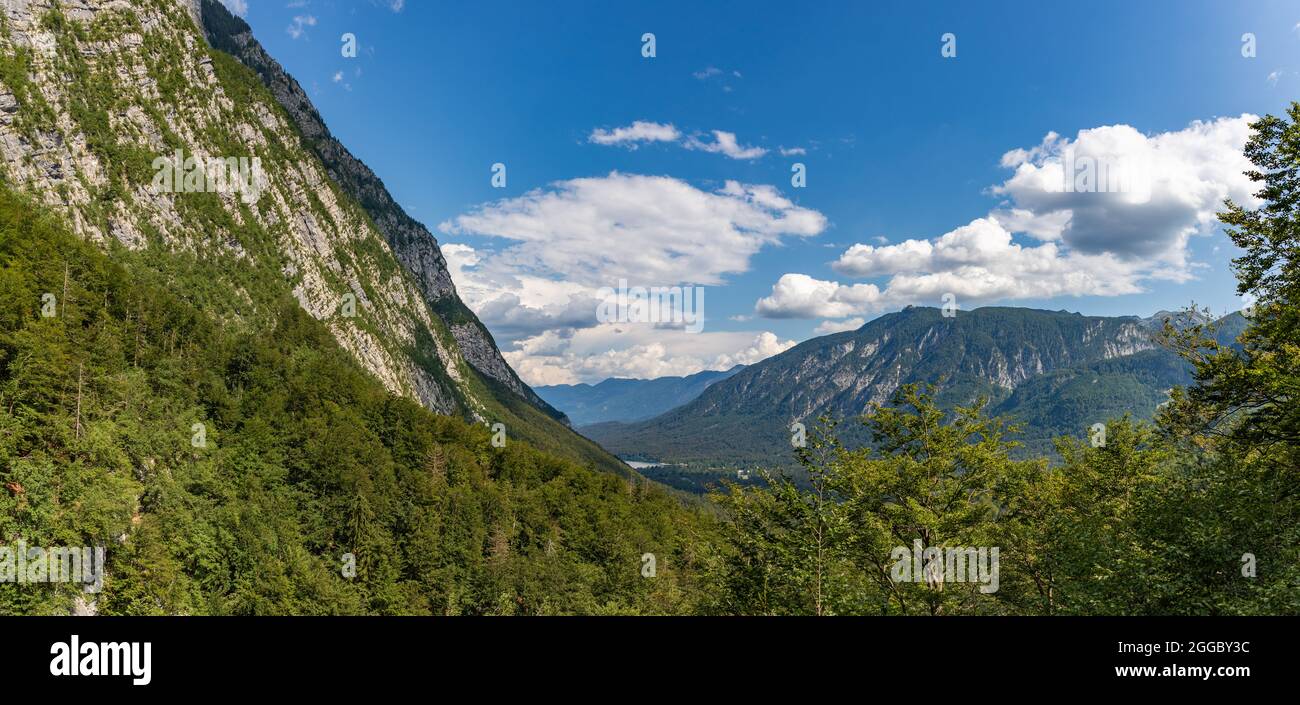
[537,366,744,426]
[586,306,1248,486]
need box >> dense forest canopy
[0,184,709,615]
[0,0,1296,614]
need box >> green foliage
[1161,107,1300,459]
[708,386,1297,615]
[0,185,708,615]
[707,385,1038,615]
[706,107,1300,616]
[706,419,857,615]
[5,0,1295,617]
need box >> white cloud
[780,218,1147,314]
[986,207,1072,241]
[505,326,794,385]
[588,121,681,148]
[219,0,248,17]
[685,130,768,160]
[992,115,1257,263]
[332,71,344,83]
[287,15,317,40]
[586,122,774,161]
[440,174,823,382]
[755,273,884,319]
[760,115,1261,318]
[813,317,865,335]
[442,243,600,340]
[440,173,824,288]
[834,237,936,278]
[779,147,807,156]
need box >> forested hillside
[588,307,1251,486]
[0,0,619,476]
[0,185,709,614]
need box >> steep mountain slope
[587,306,1240,483]
[197,0,559,420]
[994,312,1248,453]
[0,0,618,473]
[537,366,744,426]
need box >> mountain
[0,0,622,474]
[0,0,708,615]
[586,306,1248,487]
[536,366,744,426]
[197,0,556,419]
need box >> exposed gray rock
[0,0,473,416]
[197,0,565,422]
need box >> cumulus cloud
[219,0,248,16]
[505,326,795,386]
[440,173,823,381]
[755,273,884,319]
[759,115,1261,318]
[760,217,1148,318]
[992,115,1257,264]
[834,237,936,278]
[813,317,865,335]
[685,130,768,160]
[780,147,807,156]
[440,173,824,287]
[442,243,601,340]
[588,121,681,147]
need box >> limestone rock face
[0,0,563,424]
[197,0,563,420]
[585,306,1189,468]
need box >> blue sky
[224,0,1300,384]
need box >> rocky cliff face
[692,306,1158,420]
[0,0,563,428]
[197,0,562,420]
[585,306,1167,474]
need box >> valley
[575,306,1247,491]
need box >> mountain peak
[587,306,1169,479]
